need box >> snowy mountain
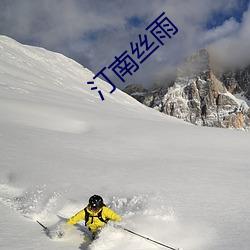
[0,36,250,250]
[124,49,250,130]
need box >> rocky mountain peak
[123,49,250,130]
[177,48,210,78]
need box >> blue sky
[0,0,249,89]
[206,0,249,28]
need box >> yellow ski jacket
[67,206,121,233]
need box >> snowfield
[0,35,250,250]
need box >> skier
[66,194,121,239]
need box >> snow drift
[0,36,250,250]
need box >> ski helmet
[89,195,104,210]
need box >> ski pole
[37,220,48,231]
[122,227,180,250]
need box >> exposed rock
[123,49,250,130]
[217,66,250,99]
[123,84,146,95]
[122,84,147,103]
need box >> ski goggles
[90,205,101,212]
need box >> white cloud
[0,0,249,88]
[209,4,250,68]
[201,18,240,45]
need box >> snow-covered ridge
[0,35,157,134]
[0,35,147,107]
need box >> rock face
[124,49,250,130]
[217,66,250,100]
[123,84,147,103]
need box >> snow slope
[0,35,250,250]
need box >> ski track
[0,180,212,250]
